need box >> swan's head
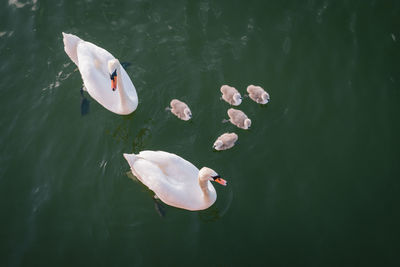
[108,59,120,91]
[183,108,192,120]
[199,167,227,186]
[233,92,242,106]
[108,58,120,73]
[244,118,251,129]
[213,140,224,150]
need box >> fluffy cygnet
[227,108,251,130]
[170,99,192,121]
[246,85,270,104]
[220,85,242,106]
[213,133,238,151]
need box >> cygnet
[213,133,238,151]
[169,99,192,121]
[246,85,270,104]
[220,85,242,106]
[227,108,251,130]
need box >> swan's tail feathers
[62,32,81,66]
[123,153,139,167]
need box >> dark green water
[1,0,399,266]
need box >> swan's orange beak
[111,76,117,91]
[213,176,227,186]
[215,178,227,186]
[110,70,117,91]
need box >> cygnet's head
[233,92,242,106]
[213,140,224,150]
[199,167,227,186]
[262,92,270,103]
[183,108,192,120]
[244,118,251,129]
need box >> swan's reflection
[131,127,151,152]
[106,113,152,153]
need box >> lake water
[0,0,399,266]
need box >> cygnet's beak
[110,69,117,91]
[212,175,227,186]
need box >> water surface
[0,0,399,266]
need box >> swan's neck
[199,179,212,200]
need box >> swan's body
[169,99,192,121]
[123,151,226,211]
[220,85,242,106]
[227,108,251,129]
[62,32,138,115]
[213,132,238,151]
[247,85,269,104]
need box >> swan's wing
[131,158,167,191]
[132,158,196,208]
[76,42,115,102]
[137,151,199,184]
[119,65,138,101]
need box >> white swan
[123,151,227,211]
[62,32,138,115]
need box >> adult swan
[62,32,138,115]
[123,151,227,211]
